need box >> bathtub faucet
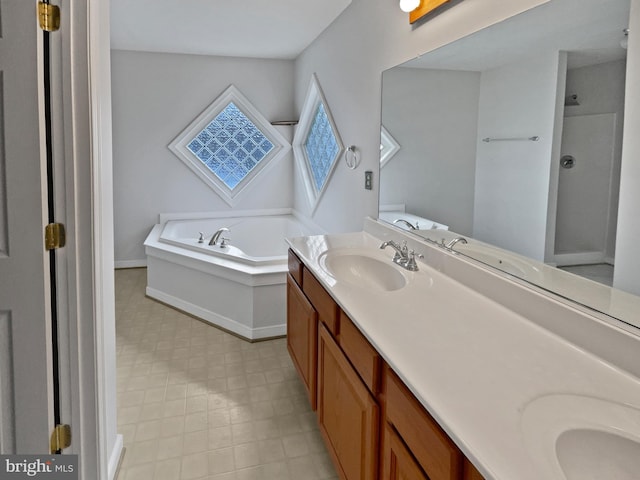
[209,227,230,246]
[445,236,467,250]
[393,218,418,230]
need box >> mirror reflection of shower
[554,56,626,287]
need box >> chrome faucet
[393,218,417,230]
[445,236,468,250]
[379,240,423,271]
[209,227,230,246]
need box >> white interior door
[0,1,54,453]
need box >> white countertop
[286,223,640,480]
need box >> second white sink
[521,394,640,480]
[556,428,640,480]
[454,242,543,282]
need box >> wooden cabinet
[382,424,429,480]
[286,274,318,409]
[383,365,462,480]
[286,250,319,410]
[286,248,485,480]
[318,324,379,480]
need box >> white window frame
[380,125,401,168]
[293,74,344,213]
[169,85,290,206]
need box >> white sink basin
[556,428,640,480]
[521,394,640,479]
[454,242,543,282]
[319,250,407,292]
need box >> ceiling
[110,0,352,59]
[405,0,630,71]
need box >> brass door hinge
[38,2,61,32]
[45,223,66,250]
[50,424,71,453]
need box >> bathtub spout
[209,227,230,246]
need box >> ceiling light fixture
[399,0,420,13]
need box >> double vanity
[285,218,640,480]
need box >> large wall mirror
[379,0,640,330]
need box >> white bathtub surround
[287,218,640,480]
[145,209,323,340]
[378,208,449,231]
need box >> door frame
[54,1,120,478]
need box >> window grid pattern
[304,103,339,191]
[186,102,274,190]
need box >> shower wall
[554,59,626,265]
[555,114,616,262]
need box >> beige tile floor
[115,268,338,480]
[559,263,614,286]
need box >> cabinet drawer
[288,249,304,286]
[303,268,339,335]
[384,366,462,480]
[339,311,381,394]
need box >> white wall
[379,67,480,235]
[473,53,562,261]
[111,51,296,264]
[111,0,551,262]
[292,0,550,233]
[614,0,640,295]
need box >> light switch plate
[365,171,373,190]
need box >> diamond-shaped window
[169,86,289,206]
[293,75,343,212]
[380,125,401,168]
[305,103,340,192]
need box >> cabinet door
[318,324,379,480]
[463,458,485,480]
[286,274,318,409]
[382,424,429,480]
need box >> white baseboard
[553,251,605,267]
[115,259,147,269]
[108,434,124,480]
[146,287,286,340]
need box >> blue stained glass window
[186,102,274,190]
[304,103,339,191]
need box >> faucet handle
[405,250,424,271]
[198,232,205,243]
[394,241,408,262]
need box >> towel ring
[345,145,359,170]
